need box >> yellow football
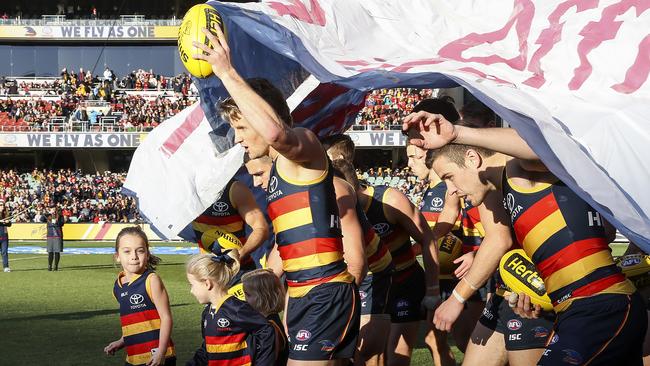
[200,227,243,254]
[178,4,225,78]
[499,249,553,311]
[438,233,463,275]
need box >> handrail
[0,17,180,26]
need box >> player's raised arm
[403,111,539,161]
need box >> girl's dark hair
[115,226,161,270]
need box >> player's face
[406,144,429,180]
[432,154,489,206]
[115,234,149,275]
[245,158,272,191]
[186,273,210,304]
[230,115,269,159]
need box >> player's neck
[208,289,229,306]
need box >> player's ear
[465,148,482,169]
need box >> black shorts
[479,293,555,351]
[359,267,393,315]
[440,277,488,302]
[286,282,360,360]
[538,292,647,366]
[387,263,426,323]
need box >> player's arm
[403,112,539,160]
[192,28,322,163]
[231,181,269,259]
[334,178,367,286]
[148,274,173,366]
[384,188,439,295]
[431,189,461,242]
[434,189,513,331]
[266,243,284,278]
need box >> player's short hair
[220,78,292,127]
[412,98,461,123]
[321,134,355,161]
[430,142,496,168]
[242,269,285,317]
[460,100,495,128]
[332,159,360,192]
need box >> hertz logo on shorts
[503,253,547,296]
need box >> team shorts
[286,282,360,360]
[479,292,555,351]
[387,263,426,323]
[359,267,393,315]
[538,292,647,366]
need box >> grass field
[0,242,628,365]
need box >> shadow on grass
[2,303,194,322]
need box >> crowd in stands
[0,67,197,131]
[2,70,438,131]
[355,88,436,130]
[2,1,190,20]
[0,169,141,223]
[0,166,424,223]
[357,166,427,205]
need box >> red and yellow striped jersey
[192,179,254,269]
[503,174,634,312]
[202,295,275,366]
[460,199,484,253]
[364,185,417,272]
[113,270,175,365]
[266,159,353,297]
[356,201,393,274]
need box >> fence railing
[0,15,180,26]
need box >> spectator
[0,200,11,272]
[43,207,64,271]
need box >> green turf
[12,240,194,248]
[0,243,629,365]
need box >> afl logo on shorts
[507,319,522,331]
[295,330,311,341]
[217,318,230,328]
[129,294,144,305]
[373,223,390,235]
[212,201,229,212]
[268,176,279,193]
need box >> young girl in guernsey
[104,226,176,366]
[185,251,277,366]
[242,269,289,366]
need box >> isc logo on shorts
[293,344,308,351]
[508,334,522,341]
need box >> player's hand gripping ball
[178,4,226,78]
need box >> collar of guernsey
[113,270,176,364]
[501,169,634,312]
[266,157,352,297]
[364,185,416,272]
